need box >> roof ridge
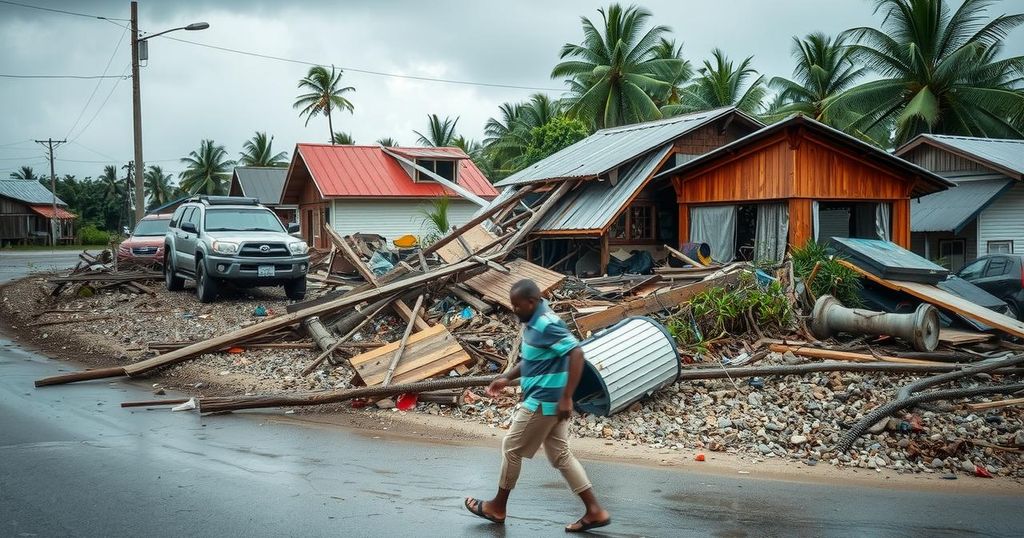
[595,106,731,134]
[926,133,1024,144]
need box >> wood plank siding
[900,145,988,173]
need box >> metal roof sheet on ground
[0,179,66,206]
[534,144,672,232]
[295,144,497,199]
[831,238,949,284]
[911,174,1014,233]
[495,107,760,187]
[900,134,1024,179]
[232,167,288,205]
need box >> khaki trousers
[498,406,591,494]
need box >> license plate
[257,265,275,277]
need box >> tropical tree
[768,33,866,126]
[414,114,459,147]
[238,131,288,167]
[376,137,397,147]
[144,165,174,209]
[418,196,451,244]
[179,139,235,195]
[9,166,37,180]
[521,116,590,167]
[293,65,356,143]
[551,3,684,129]
[651,37,694,106]
[831,0,1024,144]
[331,132,356,145]
[483,94,565,178]
[667,49,767,115]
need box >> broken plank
[575,273,740,335]
[447,284,493,314]
[349,324,470,386]
[768,344,946,365]
[939,328,996,346]
[964,397,1024,411]
[840,260,1024,340]
[435,225,498,264]
[462,258,565,311]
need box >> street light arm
[137,27,186,42]
[138,22,209,42]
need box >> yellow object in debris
[393,235,418,248]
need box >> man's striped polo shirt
[519,300,580,415]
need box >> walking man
[465,279,611,532]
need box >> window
[204,209,284,233]
[415,159,457,182]
[959,258,987,280]
[988,240,1013,254]
[169,206,185,227]
[938,239,966,272]
[179,207,195,228]
[984,256,1012,278]
[610,204,656,243]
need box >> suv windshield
[204,208,285,233]
[133,218,170,237]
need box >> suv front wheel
[284,276,306,300]
[165,251,184,291]
[195,261,220,303]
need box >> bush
[79,225,111,245]
[791,240,862,306]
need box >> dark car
[957,254,1024,320]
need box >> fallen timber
[34,256,489,387]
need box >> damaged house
[896,135,1024,271]
[280,144,498,248]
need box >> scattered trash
[253,306,268,317]
[694,453,705,462]
[170,398,196,412]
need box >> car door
[177,207,200,272]
[957,257,988,283]
[974,256,1012,297]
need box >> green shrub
[791,240,863,307]
[79,225,111,245]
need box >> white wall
[978,182,1024,255]
[331,198,481,243]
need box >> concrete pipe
[810,295,940,352]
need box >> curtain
[811,201,819,242]
[754,203,789,263]
[876,202,891,241]
[690,205,737,263]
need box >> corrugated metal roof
[495,107,760,187]
[535,145,672,232]
[911,174,1014,232]
[294,144,497,199]
[904,134,1024,179]
[0,179,66,206]
[30,205,76,219]
[231,167,288,205]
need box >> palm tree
[331,132,355,145]
[651,37,694,106]
[831,0,1024,144]
[667,49,767,116]
[418,196,451,243]
[9,166,37,180]
[179,139,235,195]
[238,131,288,167]
[293,65,355,144]
[376,137,397,147]
[414,114,459,147]
[98,165,121,200]
[484,94,565,177]
[144,165,174,209]
[551,4,684,129]
[768,33,866,126]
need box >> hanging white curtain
[875,202,891,241]
[811,201,819,242]
[690,205,737,263]
[754,203,789,263]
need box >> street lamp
[130,0,209,225]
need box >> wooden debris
[965,397,1024,411]
[463,258,565,310]
[435,225,497,264]
[939,328,997,346]
[383,295,425,386]
[349,324,471,386]
[769,344,947,365]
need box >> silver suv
[163,196,310,302]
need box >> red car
[117,214,172,266]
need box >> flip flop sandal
[565,517,611,533]
[464,498,505,525]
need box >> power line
[69,140,119,162]
[69,65,131,143]
[0,0,129,21]
[65,24,129,139]
[0,73,128,80]
[158,35,564,92]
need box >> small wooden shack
[656,115,953,263]
[0,179,75,245]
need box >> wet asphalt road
[1,249,1023,537]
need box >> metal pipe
[810,294,940,352]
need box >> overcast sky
[1,0,1022,181]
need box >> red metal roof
[30,205,76,219]
[389,147,469,160]
[295,144,497,199]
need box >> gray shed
[573,317,679,416]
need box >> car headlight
[288,241,308,255]
[212,241,239,254]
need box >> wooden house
[0,179,75,245]
[896,135,1024,271]
[655,115,952,263]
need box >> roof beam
[382,148,487,207]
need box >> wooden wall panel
[676,202,689,246]
[794,138,909,199]
[892,198,910,248]
[901,145,987,173]
[678,140,791,203]
[672,121,752,155]
[788,198,812,248]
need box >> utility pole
[130,0,144,226]
[35,138,66,246]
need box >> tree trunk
[327,109,334,145]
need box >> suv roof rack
[186,195,260,206]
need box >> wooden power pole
[34,138,66,246]
[130,0,145,226]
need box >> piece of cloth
[498,406,591,494]
[520,300,579,415]
[690,205,737,263]
[754,202,789,264]
[876,202,891,241]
